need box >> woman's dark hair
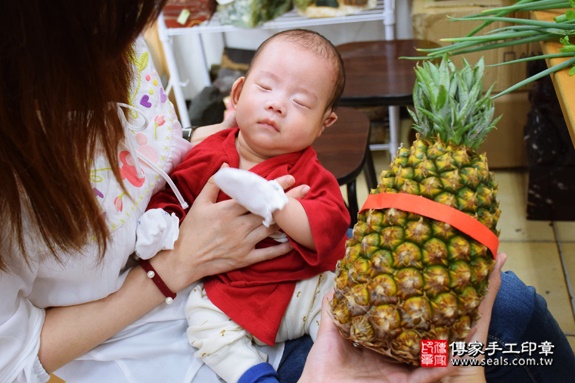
[0,0,167,270]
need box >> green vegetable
[218,0,293,28]
[404,0,575,98]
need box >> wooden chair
[312,107,373,227]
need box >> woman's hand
[299,290,453,383]
[162,169,310,291]
[299,252,507,383]
[441,252,507,383]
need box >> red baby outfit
[147,127,350,345]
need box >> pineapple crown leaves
[408,56,502,151]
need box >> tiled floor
[342,146,575,355]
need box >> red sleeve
[290,148,350,270]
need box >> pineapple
[330,56,501,366]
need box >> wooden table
[532,10,575,146]
[337,39,440,107]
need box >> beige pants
[185,271,334,383]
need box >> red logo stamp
[420,340,448,367]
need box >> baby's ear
[323,111,338,129]
[230,77,246,108]
[317,111,337,138]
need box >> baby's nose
[265,98,285,115]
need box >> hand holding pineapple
[299,252,505,383]
[330,56,502,366]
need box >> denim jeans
[277,334,313,383]
[484,271,575,382]
[277,271,575,383]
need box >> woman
[0,1,303,381]
[1,1,573,382]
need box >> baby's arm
[273,196,315,251]
[213,167,316,250]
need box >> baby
[137,29,350,383]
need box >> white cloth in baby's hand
[214,167,288,228]
[135,208,180,260]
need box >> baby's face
[231,39,337,159]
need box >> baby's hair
[246,29,346,111]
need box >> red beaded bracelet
[139,259,177,304]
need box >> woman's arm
[38,174,303,373]
[39,262,169,373]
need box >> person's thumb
[316,289,337,337]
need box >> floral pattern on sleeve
[90,38,188,233]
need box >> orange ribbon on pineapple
[360,193,499,259]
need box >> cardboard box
[412,0,543,93]
[477,90,529,169]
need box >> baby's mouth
[259,119,279,132]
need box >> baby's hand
[214,168,288,227]
[135,208,180,260]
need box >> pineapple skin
[330,134,500,366]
